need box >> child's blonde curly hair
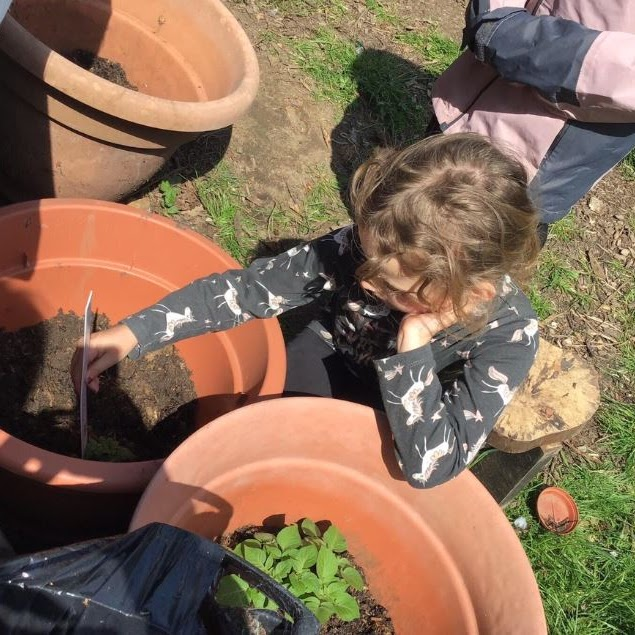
[350,133,540,328]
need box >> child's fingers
[397,311,458,353]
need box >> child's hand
[397,310,457,353]
[70,324,139,394]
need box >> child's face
[357,226,451,314]
[360,257,453,314]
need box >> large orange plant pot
[130,398,547,634]
[0,0,259,201]
[0,199,285,549]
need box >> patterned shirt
[123,225,539,488]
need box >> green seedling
[84,435,136,462]
[216,518,364,624]
[159,179,180,216]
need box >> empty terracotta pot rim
[0,3,259,132]
[536,486,579,535]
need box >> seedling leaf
[274,559,294,579]
[255,532,277,544]
[293,544,319,572]
[265,545,283,559]
[298,571,321,595]
[341,566,365,591]
[243,544,266,569]
[332,592,360,621]
[301,518,322,538]
[216,574,250,607]
[327,580,349,596]
[289,572,306,596]
[323,525,347,553]
[277,524,303,550]
[249,588,268,609]
[316,601,336,624]
[316,546,339,581]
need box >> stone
[587,196,604,212]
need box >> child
[432,0,635,241]
[71,133,541,489]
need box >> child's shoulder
[483,275,538,335]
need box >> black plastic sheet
[0,522,319,634]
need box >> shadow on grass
[125,126,233,201]
[330,47,439,211]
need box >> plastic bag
[0,522,319,634]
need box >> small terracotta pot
[0,199,285,549]
[131,398,547,634]
[0,0,259,201]
[536,487,579,535]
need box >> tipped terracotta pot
[0,0,259,201]
[536,486,579,535]
[131,398,547,634]
[0,199,285,550]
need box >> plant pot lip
[0,198,286,493]
[0,429,163,492]
[0,0,259,132]
[536,486,579,534]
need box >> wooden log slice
[488,340,600,453]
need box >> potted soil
[0,0,259,201]
[0,199,285,551]
[130,397,547,634]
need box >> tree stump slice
[488,340,600,453]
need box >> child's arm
[464,5,635,123]
[121,228,350,359]
[374,312,538,489]
[71,227,353,392]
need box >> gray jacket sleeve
[374,315,538,489]
[465,5,635,122]
[122,228,352,358]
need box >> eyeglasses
[367,276,431,303]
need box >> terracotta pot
[130,398,547,634]
[0,0,259,201]
[0,199,285,551]
[536,486,579,535]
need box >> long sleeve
[374,314,539,488]
[466,6,635,123]
[122,227,354,358]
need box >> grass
[263,0,347,18]
[506,401,635,634]
[290,29,359,108]
[548,214,581,242]
[298,169,349,234]
[619,149,635,181]
[365,0,400,25]
[196,162,255,263]
[395,29,461,76]
[527,284,556,320]
[604,260,635,383]
[533,252,593,308]
[290,26,455,141]
[597,400,635,471]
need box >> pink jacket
[432,0,635,222]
